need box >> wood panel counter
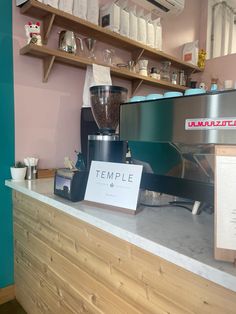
[5,179,236,314]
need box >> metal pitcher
[58,30,83,54]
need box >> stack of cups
[24,157,39,180]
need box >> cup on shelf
[145,94,163,100]
[164,91,183,98]
[184,88,206,96]
[84,38,96,59]
[138,59,148,76]
[129,96,146,102]
[128,60,136,72]
[160,61,171,81]
[103,48,115,65]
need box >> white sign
[185,117,236,130]
[216,156,236,250]
[84,161,143,211]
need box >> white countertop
[5,178,236,293]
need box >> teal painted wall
[0,0,15,288]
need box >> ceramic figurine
[199,82,207,91]
[197,49,207,69]
[25,21,42,46]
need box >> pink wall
[200,54,236,89]
[13,0,203,169]
[162,0,202,58]
[13,6,84,169]
[13,2,131,168]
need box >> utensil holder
[26,166,37,180]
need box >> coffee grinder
[87,85,128,168]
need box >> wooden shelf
[20,44,188,93]
[20,0,202,74]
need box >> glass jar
[160,61,171,81]
[171,72,178,85]
[138,59,148,76]
[179,70,186,86]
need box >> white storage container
[146,20,155,47]
[44,0,59,8]
[137,16,147,45]
[120,8,129,37]
[100,3,120,33]
[73,0,87,20]
[59,0,73,14]
[87,0,99,25]
[129,10,138,41]
[154,18,162,50]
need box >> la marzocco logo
[185,118,236,130]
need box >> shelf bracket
[42,13,55,44]
[131,49,145,63]
[132,79,143,95]
[43,55,55,82]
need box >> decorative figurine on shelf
[199,82,207,91]
[197,49,207,70]
[25,21,42,46]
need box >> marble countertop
[5,178,236,293]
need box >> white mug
[224,80,233,90]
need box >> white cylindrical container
[224,80,233,90]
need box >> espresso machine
[119,89,236,208]
[85,85,128,168]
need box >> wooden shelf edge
[20,44,188,91]
[20,0,202,74]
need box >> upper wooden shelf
[20,44,188,93]
[20,0,202,74]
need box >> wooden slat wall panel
[14,221,141,314]
[15,239,99,314]
[13,192,236,314]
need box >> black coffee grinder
[87,85,128,168]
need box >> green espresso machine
[120,90,236,206]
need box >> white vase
[10,167,27,181]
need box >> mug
[146,94,163,100]
[224,80,233,90]
[164,91,183,98]
[129,96,146,102]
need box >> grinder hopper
[89,85,128,134]
[87,85,128,167]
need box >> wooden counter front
[13,191,236,314]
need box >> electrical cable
[139,202,192,212]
